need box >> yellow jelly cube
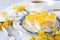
[39,19,46,26]
[47,12,56,20]
[30,11,38,15]
[40,11,48,18]
[46,20,54,27]
[25,15,34,21]
[35,13,41,18]
[25,14,35,25]
[35,17,46,26]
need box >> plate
[13,9,60,35]
[13,17,35,40]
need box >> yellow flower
[3,18,10,27]
[4,18,9,22]
[55,35,60,40]
[13,5,19,10]
[38,30,47,37]
[38,35,47,40]
[47,34,54,40]
[3,22,9,27]
[38,30,44,35]
[30,30,47,40]
[38,30,47,40]
[30,36,37,40]
[0,23,3,30]
[38,36,43,40]
[53,28,59,34]
[13,5,25,12]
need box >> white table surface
[0,26,21,40]
[0,0,23,40]
[0,0,23,11]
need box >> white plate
[13,8,60,40]
[13,17,35,40]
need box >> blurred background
[0,0,23,10]
[0,0,60,11]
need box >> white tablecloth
[0,27,21,40]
